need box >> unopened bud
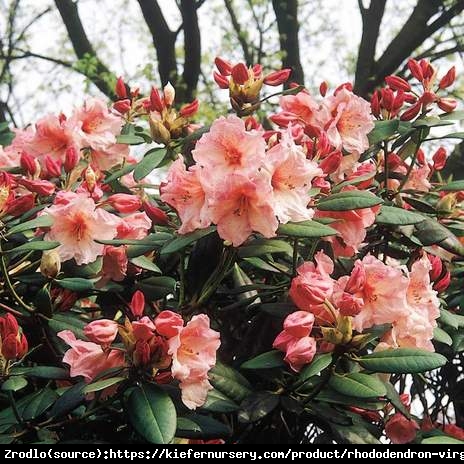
[385,75,411,92]
[432,147,447,171]
[263,69,291,86]
[150,87,165,113]
[179,99,199,118]
[213,71,230,89]
[439,66,456,89]
[231,63,249,85]
[437,98,457,113]
[115,76,127,99]
[113,99,131,114]
[163,82,175,107]
[20,152,37,176]
[40,250,61,278]
[407,59,424,81]
[214,57,232,76]
[64,146,79,173]
[319,81,328,97]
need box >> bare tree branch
[224,0,253,65]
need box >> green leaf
[438,180,464,192]
[375,205,424,226]
[49,383,86,418]
[55,277,95,292]
[357,348,447,373]
[440,309,464,330]
[440,111,464,121]
[384,381,412,419]
[48,313,87,341]
[6,215,53,236]
[237,239,293,258]
[414,117,455,128]
[116,134,145,145]
[238,392,279,424]
[241,350,285,370]
[10,366,69,380]
[427,132,464,141]
[133,149,167,181]
[368,120,400,145]
[129,256,161,273]
[97,232,172,247]
[127,384,176,444]
[7,241,60,254]
[22,389,58,421]
[297,353,333,384]
[422,436,464,444]
[434,327,453,346]
[83,377,126,394]
[329,373,386,398]
[161,226,217,255]
[202,388,239,413]
[176,414,231,439]
[317,191,383,211]
[2,376,28,392]
[414,217,454,245]
[209,362,252,403]
[332,424,381,444]
[277,220,338,238]
[104,163,136,184]
[137,276,176,299]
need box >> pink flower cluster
[277,251,442,371]
[59,291,220,410]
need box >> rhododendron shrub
[0,56,463,445]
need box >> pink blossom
[323,88,374,154]
[132,316,156,341]
[192,115,266,180]
[116,212,152,239]
[283,337,317,372]
[403,163,431,192]
[167,314,220,409]
[278,91,327,128]
[1,127,35,167]
[155,311,184,338]
[0,145,20,168]
[58,330,125,382]
[100,246,128,283]
[42,191,120,265]
[89,144,129,171]
[264,130,322,223]
[283,311,315,338]
[208,172,278,246]
[83,320,119,346]
[160,157,210,234]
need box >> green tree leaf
[277,220,338,238]
[329,373,386,398]
[237,239,293,258]
[161,226,217,255]
[209,362,252,403]
[375,205,424,225]
[241,350,286,369]
[6,215,53,236]
[2,376,28,392]
[133,149,167,181]
[317,191,383,211]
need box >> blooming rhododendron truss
[0,57,464,446]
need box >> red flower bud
[269,112,297,127]
[213,71,230,89]
[244,116,260,131]
[231,63,249,85]
[385,75,411,92]
[428,254,443,281]
[143,201,169,225]
[407,59,424,81]
[130,290,145,318]
[437,98,457,113]
[107,193,142,213]
[439,66,456,89]
[115,76,127,99]
[381,88,395,111]
[387,153,403,170]
[264,69,291,86]
[18,178,56,196]
[416,148,426,166]
[44,155,62,178]
[64,146,79,173]
[370,91,381,117]
[400,102,421,121]
[214,57,233,76]
[113,99,131,114]
[434,271,450,293]
[20,152,37,176]
[150,87,165,113]
[0,314,27,360]
[403,93,417,104]
[252,64,263,78]
[393,91,406,111]
[421,60,434,79]
[421,91,437,107]
[319,81,328,97]
[134,340,151,366]
[319,151,342,175]
[7,194,34,217]
[179,99,199,118]
[432,147,447,171]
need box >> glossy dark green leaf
[2,376,28,392]
[10,366,69,380]
[202,388,239,413]
[22,389,58,421]
[133,149,167,181]
[55,278,95,292]
[209,362,252,403]
[376,205,424,225]
[329,373,386,398]
[237,239,293,258]
[129,256,161,273]
[241,350,285,370]
[6,215,53,236]
[176,414,230,439]
[368,120,400,145]
[277,220,338,238]
[317,191,383,211]
[137,276,176,299]
[161,226,217,255]
[7,241,60,254]
[116,134,145,145]
[238,392,279,423]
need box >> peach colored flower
[84,320,119,346]
[324,88,374,154]
[0,145,20,168]
[167,314,220,409]
[160,157,210,234]
[264,130,322,223]
[403,163,431,192]
[155,311,184,338]
[279,91,327,127]
[42,191,120,265]
[58,330,125,382]
[208,172,278,246]
[116,212,152,239]
[192,115,266,180]
[100,245,128,283]
[132,316,156,341]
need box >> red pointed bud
[115,76,127,99]
[231,63,249,85]
[44,155,61,178]
[20,152,37,176]
[416,148,426,166]
[319,81,328,97]
[421,91,437,106]
[381,88,395,111]
[404,93,417,104]
[64,146,79,173]
[385,75,411,92]
[7,194,34,217]
[252,64,263,78]
[130,290,145,318]
[143,201,169,225]
[179,99,199,118]
[439,66,456,89]
[134,340,151,366]
[107,193,142,213]
[213,71,230,89]
[432,147,447,171]
[18,178,56,196]
[214,57,233,76]
[421,60,434,79]
[387,153,403,170]
[150,87,165,112]
[269,112,297,127]
[434,271,450,293]
[400,101,421,121]
[392,90,406,112]
[428,254,443,281]
[264,69,291,86]
[244,116,260,131]
[370,91,381,117]
[319,151,342,175]
[437,98,457,113]
[113,99,131,114]
[408,59,423,81]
